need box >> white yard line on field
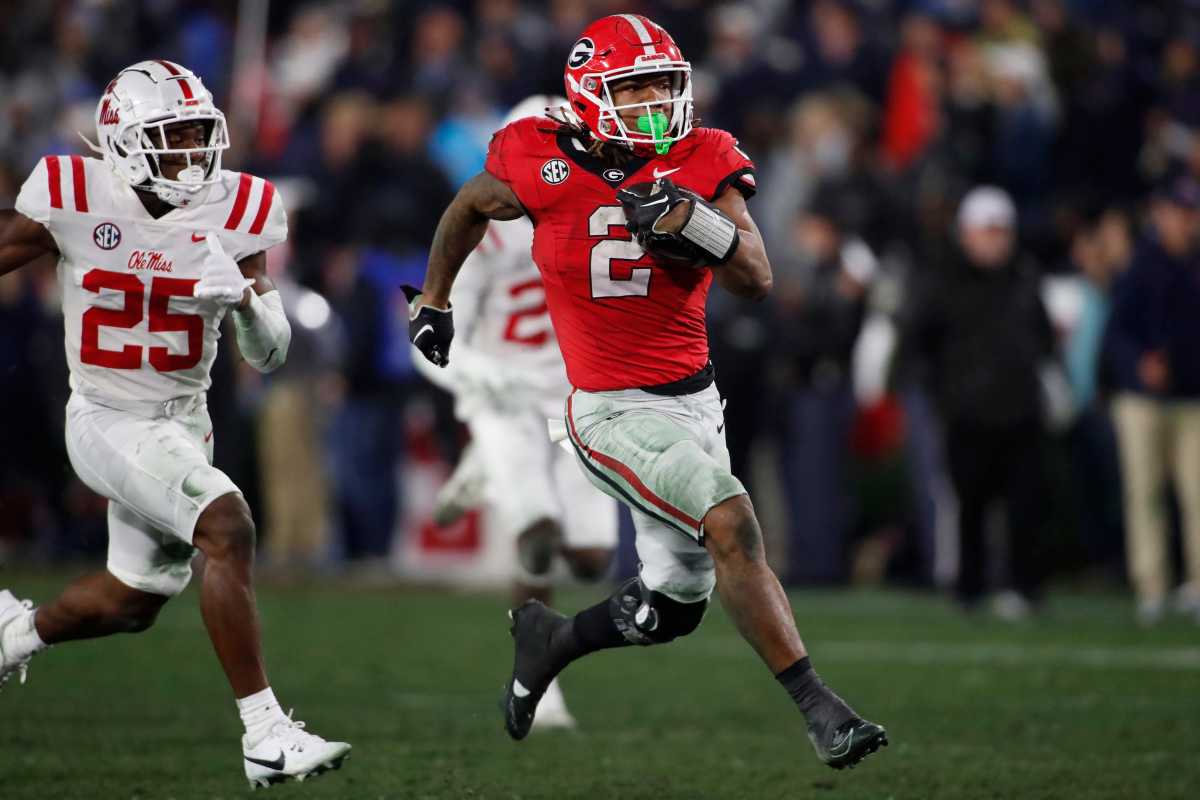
[691,639,1200,671]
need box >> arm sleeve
[15,158,54,225]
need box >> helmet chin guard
[86,60,229,208]
[563,14,694,155]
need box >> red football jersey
[484,117,756,391]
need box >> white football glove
[194,233,254,305]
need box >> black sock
[547,598,630,670]
[775,657,853,725]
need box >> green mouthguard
[637,112,672,155]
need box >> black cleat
[501,600,571,741]
[808,717,889,770]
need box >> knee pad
[609,576,708,646]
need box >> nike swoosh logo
[258,348,278,368]
[191,233,206,242]
[244,751,286,771]
[413,324,434,343]
[828,729,855,758]
[717,422,725,434]
[203,430,214,443]
[653,167,680,179]
[642,196,669,207]
[512,679,531,698]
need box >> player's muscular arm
[0,209,58,277]
[708,189,772,300]
[422,171,525,307]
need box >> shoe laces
[269,710,323,753]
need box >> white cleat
[243,712,351,790]
[531,677,577,731]
[0,590,35,692]
[432,441,487,526]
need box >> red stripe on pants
[566,391,700,530]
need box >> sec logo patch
[541,159,570,185]
[93,222,121,250]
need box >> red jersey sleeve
[484,118,552,218]
[484,124,513,185]
[702,128,757,201]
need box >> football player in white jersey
[414,97,619,730]
[0,60,350,788]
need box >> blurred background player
[413,96,618,730]
[0,60,349,788]
[407,14,887,770]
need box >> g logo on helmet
[541,159,570,185]
[567,37,595,69]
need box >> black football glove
[402,285,454,367]
[617,178,741,265]
[617,178,705,264]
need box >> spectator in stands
[1107,175,1200,623]
[774,190,877,582]
[899,186,1056,616]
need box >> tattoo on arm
[423,172,525,307]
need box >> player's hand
[402,285,454,367]
[617,178,705,264]
[194,233,254,305]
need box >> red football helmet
[563,14,693,153]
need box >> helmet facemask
[116,114,229,207]
[576,58,693,154]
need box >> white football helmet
[87,60,230,208]
[502,94,569,128]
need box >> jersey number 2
[81,269,203,371]
[589,206,650,299]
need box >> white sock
[237,687,288,745]
[1,606,47,663]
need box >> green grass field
[2,570,1198,799]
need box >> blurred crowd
[3,0,1200,619]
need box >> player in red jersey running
[406,14,887,769]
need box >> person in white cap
[899,185,1060,617]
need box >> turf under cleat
[502,600,571,741]
[243,712,351,789]
[0,590,36,692]
[808,717,888,770]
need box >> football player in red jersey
[407,15,887,769]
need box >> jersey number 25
[81,268,203,372]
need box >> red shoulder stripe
[248,180,275,235]
[224,173,253,230]
[70,155,88,212]
[46,156,63,209]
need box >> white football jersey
[16,155,286,403]
[424,217,571,419]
